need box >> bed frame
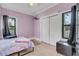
[8,47,34,56]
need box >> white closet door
[50,14,62,46]
[40,17,50,43]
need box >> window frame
[62,11,71,39]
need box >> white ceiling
[0,3,58,16]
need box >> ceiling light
[30,3,34,6]
[29,0,34,6]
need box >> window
[8,17,16,35]
[62,11,72,39]
[3,15,16,38]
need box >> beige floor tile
[24,42,62,56]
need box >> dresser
[56,41,73,56]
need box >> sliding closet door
[40,17,50,43]
[50,14,62,46]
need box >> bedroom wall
[0,6,2,39]
[34,3,76,41]
[34,19,40,38]
[0,7,34,38]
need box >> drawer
[56,42,72,56]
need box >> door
[50,14,62,46]
[40,17,50,43]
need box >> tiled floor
[25,42,62,56]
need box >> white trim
[36,4,59,15]
[39,9,71,19]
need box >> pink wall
[34,3,76,38]
[0,7,34,38]
[34,19,40,38]
[0,6,2,38]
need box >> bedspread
[0,37,34,56]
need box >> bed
[0,37,34,56]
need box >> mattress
[0,37,34,56]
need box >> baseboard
[41,41,56,47]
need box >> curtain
[3,15,11,37]
[67,6,76,46]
